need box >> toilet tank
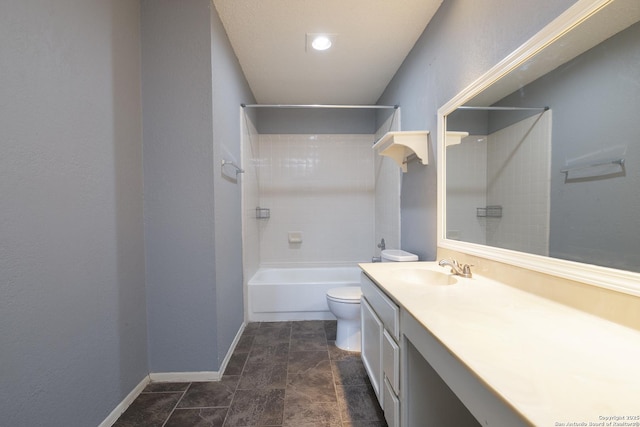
[381,249,418,262]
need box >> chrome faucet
[371,238,386,262]
[438,259,473,278]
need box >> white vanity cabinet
[360,273,401,427]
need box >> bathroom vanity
[359,261,640,427]
[361,1,640,424]
[360,271,402,426]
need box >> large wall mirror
[437,0,640,296]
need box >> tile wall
[243,134,375,270]
[446,135,488,244]
[374,112,402,255]
[241,113,260,282]
[486,112,551,256]
[255,134,376,267]
[446,112,551,255]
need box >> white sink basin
[393,268,458,286]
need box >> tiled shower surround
[486,112,551,256]
[253,134,376,267]
[446,112,551,255]
[114,321,386,426]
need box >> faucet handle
[461,264,473,278]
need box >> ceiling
[212,0,443,105]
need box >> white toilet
[326,249,418,352]
[326,286,363,351]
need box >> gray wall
[0,0,148,426]
[141,0,254,372]
[377,0,578,261]
[210,5,256,365]
[256,108,376,134]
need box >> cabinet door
[383,329,400,395]
[361,297,383,403]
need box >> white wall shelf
[445,131,469,147]
[373,131,429,172]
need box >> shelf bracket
[373,131,429,172]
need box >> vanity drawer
[383,377,400,427]
[361,273,400,340]
[383,329,400,394]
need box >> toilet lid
[327,286,362,302]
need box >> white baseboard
[149,321,247,382]
[99,322,246,426]
[98,375,150,427]
[218,321,246,375]
[249,311,336,322]
[149,371,221,382]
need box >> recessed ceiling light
[306,33,337,52]
[311,36,332,51]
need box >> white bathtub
[248,266,362,321]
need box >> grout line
[280,323,293,426]
[222,324,259,427]
[171,405,231,409]
[160,382,191,427]
[326,329,345,426]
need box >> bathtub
[248,266,362,321]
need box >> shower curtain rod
[457,106,549,111]
[241,103,399,110]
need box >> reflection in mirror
[443,0,640,274]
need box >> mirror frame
[437,0,640,298]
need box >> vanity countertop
[359,261,640,426]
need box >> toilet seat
[326,287,362,304]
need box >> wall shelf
[373,131,429,172]
[445,131,469,147]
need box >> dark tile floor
[114,321,387,427]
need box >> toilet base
[335,318,361,352]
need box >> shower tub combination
[248,266,362,321]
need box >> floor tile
[283,396,341,426]
[225,352,249,376]
[237,362,287,390]
[331,358,368,386]
[243,322,261,335]
[324,320,338,341]
[177,377,238,408]
[225,388,285,426]
[234,334,255,353]
[253,327,292,346]
[287,366,337,403]
[342,421,387,427]
[114,321,383,427]
[290,333,328,352]
[292,320,327,335]
[113,392,181,427]
[328,342,360,361]
[247,341,290,365]
[164,407,227,427]
[260,321,292,329]
[288,350,331,374]
[336,384,385,424]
